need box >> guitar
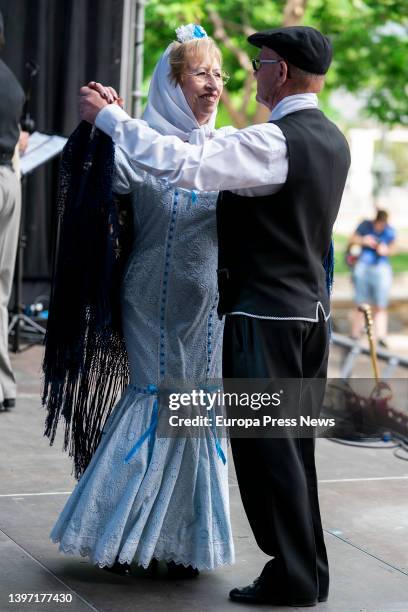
[358,303,380,381]
[324,304,408,438]
[357,304,408,437]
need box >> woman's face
[180,53,223,125]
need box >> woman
[49,25,235,576]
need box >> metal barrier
[331,332,408,379]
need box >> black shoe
[103,559,132,576]
[261,558,328,604]
[3,398,16,411]
[148,557,159,576]
[166,561,199,579]
[229,577,319,607]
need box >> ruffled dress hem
[51,535,235,571]
[49,384,234,572]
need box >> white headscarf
[142,43,218,145]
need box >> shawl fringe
[42,122,132,479]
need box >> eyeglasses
[251,58,282,72]
[184,70,230,85]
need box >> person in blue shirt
[350,209,396,347]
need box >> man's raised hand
[79,86,107,124]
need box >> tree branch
[240,75,255,115]
[282,0,308,27]
[208,8,252,72]
[221,18,255,39]
[220,89,248,128]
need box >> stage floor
[0,346,407,611]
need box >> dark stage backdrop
[0,0,124,301]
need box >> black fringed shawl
[42,121,132,480]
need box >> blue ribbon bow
[124,383,227,465]
[213,433,227,465]
[207,384,227,465]
[124,384,159,464]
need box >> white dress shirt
[95,93,319,196]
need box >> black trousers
[223,313,329,603]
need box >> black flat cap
[248,26,332,75]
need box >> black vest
[216,108,350,320]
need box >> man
[349,209,396,348]
[0,11,25,411]
[80,26,350,606]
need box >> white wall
[335,128,408,234]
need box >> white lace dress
[50,146,235,570]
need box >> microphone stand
[20,60,38,133]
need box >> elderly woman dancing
[47,25,234,578]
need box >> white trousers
[0,165,21,402]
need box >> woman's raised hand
[88,81,123,107]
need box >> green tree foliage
[144,0,407,126]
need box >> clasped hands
[79,81,123,124]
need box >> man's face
[254,46,285,110]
